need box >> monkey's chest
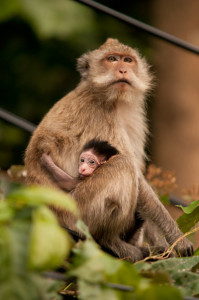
[78,114,119,145]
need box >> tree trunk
[151,0,199,195]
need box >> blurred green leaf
[23,0,95,38]
[0,0,96,39]
[69,240,121,281]
[0,0,21,22]
[8,185,78,215]
[194,247,199,256]
[78,279,119,300]
[136,285,183,300]
[28,205,73,270]
[0,184,75,299]
[69,239,185,300]
[135,257,199,297]
[69,239,138,299]
[0,201,13,222]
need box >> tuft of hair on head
[82,139,119,160]
[99,38,120,49]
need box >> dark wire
[74,0,199,55]
[0,107,36,133]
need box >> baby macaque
[41,139,119,192]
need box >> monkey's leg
[142,219,169,248]
[137,174,193,257]
[124,218,172,259]
[101,237,169,262]
[101,237,146,263]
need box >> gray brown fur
[25,38,193,262]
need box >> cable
[74,0,199,55]
[0,107,36,133]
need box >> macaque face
[101,53,137,91]
[91,52,137,94]
[78,39,152,101]
[78,150,105,178]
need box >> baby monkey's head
[78,139,119,178]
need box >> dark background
[0,0,152,169]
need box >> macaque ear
[77,53,90,79]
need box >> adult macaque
[40,139,119,191]
[25,38,193,262]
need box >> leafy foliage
[135,256,199,297]
[67,238,183,300]
[1,178,199,299]
[0,182,76,299]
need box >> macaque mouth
[112,79,131,86]
[80,174,89,178]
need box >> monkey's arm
[137,174,193,257]
[40,153,79,191]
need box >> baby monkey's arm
[41,153,79,191]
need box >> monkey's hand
[174,237,193,257]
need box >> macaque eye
[89,160,95,164]
[107,55,118,62]
[123,57,134,63]
[80,158,85,163]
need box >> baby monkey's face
[78,149,106,178]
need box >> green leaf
[8,185,78,215]
[194,247,199,256]
[69,239,185,300]
[177,206,199,233]
[173,271,199,297]
[28,206,73,270]
[69,240,148,299]
[78,279,119,300]
[147,256,199,273]
[0,0,96,39]
[176,200,199,232]
[0,215,41,300]
[0,0,21,22]
[0,201,13,223]
[177,200,199,214]
[69,240,123,282]
[0,184,67,300]
[136,285,183,300]
[136,257,199,297]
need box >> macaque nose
[119,69,127,74]
[81,167,86,173]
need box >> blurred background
[1,0,199,195]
